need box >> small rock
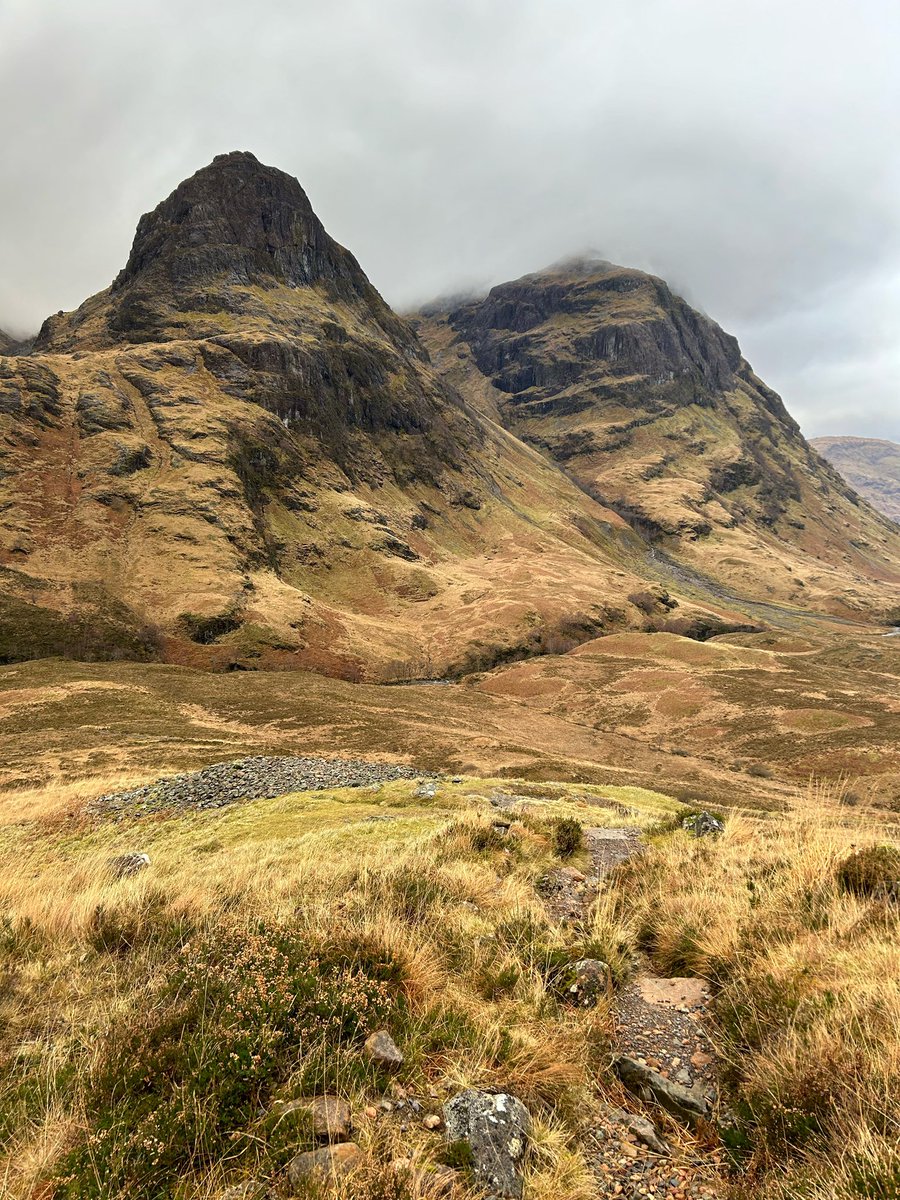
[682,812,725,838]
[444,1089,530,1199]
[614,1056,709,1127]
[108,852,150,878]
[286,1143,362,1187]
[567,958,611,1007]
[364,1029,404,1070]
[269,1094,351,1141]
[423,1113,442,1130]
[415,781,437,799]
[625,1114,669,1156]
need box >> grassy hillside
[1,747,897,1198]
[811,437,900,525]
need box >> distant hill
[811,436,900,524]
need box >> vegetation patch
[55,923,401,1198]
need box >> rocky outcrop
[444,1089,530,1199]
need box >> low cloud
[2,0,898,438]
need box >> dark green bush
[552,818,583,858]
[55,923,401,1199]
[836,845,900,899]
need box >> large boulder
[443,1089,530,1199]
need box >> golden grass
[3,765,899,1198]
[615,783,900,1198]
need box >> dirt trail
[543,826,727,1198]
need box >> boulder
[682,812,724,838]
[364,1029,404,1070]
[567,958,611,1006]
[286,1142,362,1187]
[269,1094,351,1141]
[444,1089,530,1199]
[614,1056,709,1126]
[108,852,150,878]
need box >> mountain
[811,436,900,524]
[0,154,681,677]
[414,259,900,620]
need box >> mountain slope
[415,259,900,620]
[0,155,676,677]
[811,436,900,524]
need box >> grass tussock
[612,788,900,1199]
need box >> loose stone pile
[91,756,429,816]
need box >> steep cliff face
[811,437,900,525]
[0,157,662,676]
[416,260,900,618]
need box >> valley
[1,152,899,1200]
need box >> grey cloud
[1,0,898,438]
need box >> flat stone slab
[637,975,709,1008]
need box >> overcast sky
[2,0,898,438]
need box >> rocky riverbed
[91,755,429,816]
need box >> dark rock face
[418,258,900,584]
[453,264,742,401]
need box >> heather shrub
[55,923,400,1198]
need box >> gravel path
[90,755,429,816]
[541,827,642,923]
[540,825,726,1198]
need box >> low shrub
[836,845,900,899]
[54,922,401,1198]
[552,818,583,858]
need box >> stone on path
[614,1055,710,1126]
[637,976,709,1008]
[567,958,611,1007]
[444,1089,530,1199]
[364,1028,404,1070]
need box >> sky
[1,0,898,439]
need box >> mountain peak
[112,150,352,295]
